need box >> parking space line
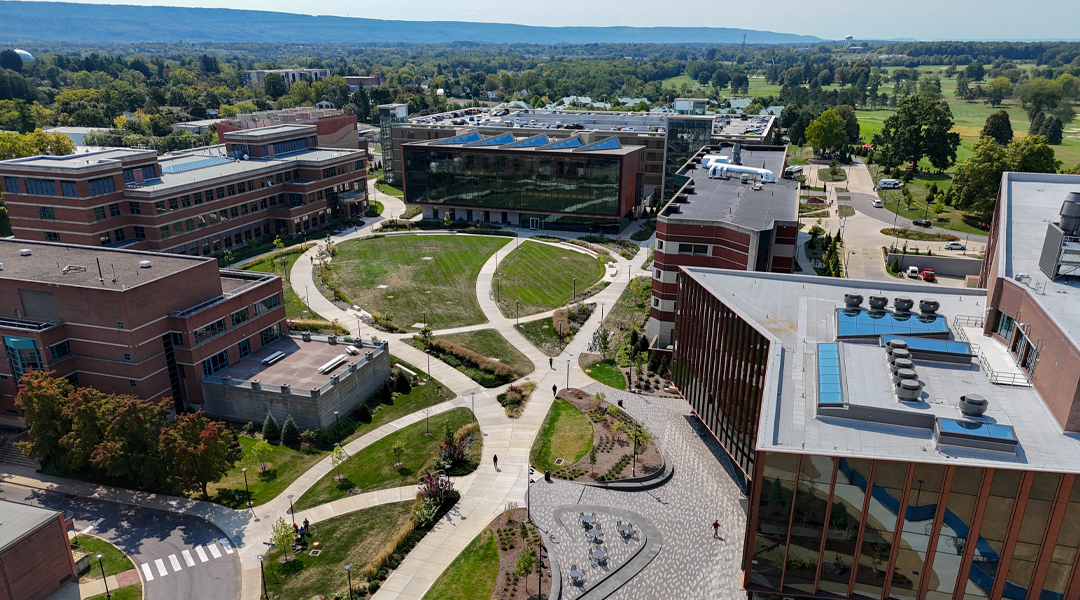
[182,550,195,567]
[141,563,154,581]
[154,558,167,577]
[195,546,208,562]
[207,543,221,559]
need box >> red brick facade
[0,511,75,600]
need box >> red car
[807,197,825,204]
[921,269,936,282]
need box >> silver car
[943,242,967,250]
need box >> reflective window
[1004,473,1059,599]
[966,470,1022,600]
[855,461,908,599]
[784,455,834,593]
[892,464,946,600]
[750,452,799,590]
[820,458,873,596]
[1041,477,1080,600]
[925,467,984,600]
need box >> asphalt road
[0,482,240,600]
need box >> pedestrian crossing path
[140,538,234,581]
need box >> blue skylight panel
[545,137,584,150]
[431,132,481,145]
[577,137,622,151]
[506,135,550,148]
[161,156,231,174]
[471,133,514,146]
[837,309,949,338]
[817,343,844,405]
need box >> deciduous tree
[981,110,1014,146]
[805,109,848,155]
[872,95,960,172]
[160,412,243,498]
[13,370,74,463]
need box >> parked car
[906,266,921,278]
[807,197,825,204]
[878,178,902,189]
[872,199,883,208]
[912,219,932,227]
[921,268,937,282]
[943,242,967,250]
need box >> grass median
[422,528,499,600]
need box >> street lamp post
[422,311,427,327]
[96,553,111,598]
[334,411,340,427]
[516,300,520,326]
[601,303,604,323]
[248,500,257,521]
[242,467,250,502]
[566,359,570,390]
[344,564,354,598]
[355,315,361,336]
[471,392,475,421]
[257,554,269,600]
[288,494,295,526]
[573,277,577,302]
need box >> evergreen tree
[1030,112,1046,136]
[980,110,1014,145]
[1043,117,1064,145]
[262,411,280,441]
[281,415,300,445]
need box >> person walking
[712,520,720,538]
[493,454,499,470]
[549,357,553,369]
[552,384,558,397]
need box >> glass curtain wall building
[665,116,714,197]
[402,133,644,233]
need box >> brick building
[0,123,368,255]
[646,142,798,349]
[0,239,287,427]
[670,266,1080,600]
[215,108,363,150]
[0,500,76,600]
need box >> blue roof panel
[430,132,482,146]
[817,343,844,407]
[506,135,550,148]
[837,308,948,339]
[471,133,514,146]
[161,156,231,174]
[544,137,584,150]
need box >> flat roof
[0,147,155,170]
[0,238,209,290]
[404,130,643,156]
[682,268,1080,473]
[0,500,60,550]
[215,336,375,389]
[995,173,1080,344]
[662,145,797,231]
[222,123,316,141]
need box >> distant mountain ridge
[0,1,826,45]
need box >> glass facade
[402,147,624,219]
[664,117,713,198]
[746,455,1080,600]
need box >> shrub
[298,428,320,446]
[356,404,372,422]
[262,411,280,440]
[281,416,300,445]
[414,496,440,526]
[427,338,515,381]
[240,421,256,436]
[394,371,412,394]
[287,319,349,335]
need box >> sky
[41,0,1080,41]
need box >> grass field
[515,318,568,357]
[583,359,626,390]
[295,407,475,511]
[243,252,310,318]
[495,241,606,317]
[530,399,593,473]
[422,528,499,600]
[263,501,414,600]
[438,329,534,377]
[869,165,991,235]
[328,235,509,330]
[74,536,133,580]
[207,436,325,508]
[375,182,404,197]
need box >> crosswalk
[140,539,234,581]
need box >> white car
[906,266,921,278]
[879,179,902,189]
[872,199,883,208]
[943,242,967,250]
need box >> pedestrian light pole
[288,494,295,526]
[96,553,111,599]
[257,554,268,600]
[573,277,577,301]
[345,564,354,598]
[566,359,570,390]
[516,300,520,326]
[242,467,250,501]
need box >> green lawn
[85,585,141,600]
[263,501,414,600]
[328,235,509,330]
[869,165,991,235]
[73,536,133,580]
[495,241,606,317]
[530,399,593,473]
[207,436,325,508]
[294,407,475,511]
[371,200,385,215]
[583,359,626,390]
[515,318,568,357]
[422,528,499,600]
[243,252,310,318]
[437,329,534,377]
[375,182,404,197]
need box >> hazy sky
[45,0,1080,41]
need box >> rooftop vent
[959,393,988,417]
[892,368,918,385]
[1060,192,1080,236]
[886,339,909,353]
[919,299,940,315]
[896,379,923,401]
[844,293,864,308]
[19,248,32,257]
[139,260,152,269]
[868,295,888,310]
[888,348,913,365]
[889,357,914,374]
[62,265,86,274]
[894,297,914,313]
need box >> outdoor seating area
[559,510,641,596]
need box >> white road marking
[207,543,221,559]
[181,550,195,567]
[195,546,208,563]
[169,554,182,572]
[81,517,105,534]
[154,558,168,577]
[219,538,234,554]
[141,563,154,581]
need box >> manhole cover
[309,549,322,557]
[349,488,363,495]
[554,458,565,466]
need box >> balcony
[0,317,60,331]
